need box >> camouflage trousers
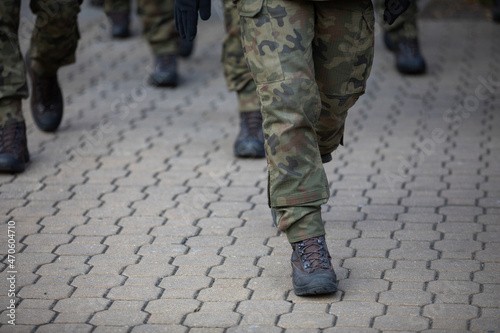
[222,0,260,113]
[240,0,375,243]
[374,0,419,41]
[104,0,179,56]
[0,0,81,124]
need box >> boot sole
[293,280,337,296]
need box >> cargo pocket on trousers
[238,0,284,84]
[345,4,375,97]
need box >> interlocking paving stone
[183,311,241,328]
[106,285,162,301]
[1,4,499,331]
[372,315,430,331]
[278,312,335,329]
[89,310,148,326]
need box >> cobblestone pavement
[1,2,499,332]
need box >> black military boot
[234,110,265,158]
[149,54,178,87]
[108,12,130,38]
[384,32,426,75]
[321,153,332,164]
[392,35,426,75]
[27,56,64,132]
[291,235,338,296]
[0,116,30,173]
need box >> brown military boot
[234,110,265,158]
[108,12,130,38]
[149,54,178,87]
[291,235,337,296]
[0,100,30,173]
[26,54,64,132]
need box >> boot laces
[297,237,329,272]
[156,54,176,71]
[0,121,22,154]
[244,111,262,137]
[34,74,57,102]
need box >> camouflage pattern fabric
[105,0,179,55]
[0,98,24,124]
[375,0,419,41]
[29,0,82,75]
[0,0,82,125]
[222,0,260,113]
[104,0,131,13]
[240,0,375,243]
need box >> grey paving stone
[53,298,110,313]
[87,254,140,266]
[278,312,334,329]
[329,301,384,316]
[372,315,430,331]
[89,310,148,326]
[71,274,125,288]
[131,325,187,333]
[36,324,93,333]
[0,308,55,325]
[106,285,162,301]
[17,284,74,300]
[237,300,292,314]
[183,311,241,328]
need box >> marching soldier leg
[222,0,263,158]
[240,0,329,244]
[374,0,426,74]
[138,0,180,87]
[0,0,29,172]
[105,0,131,38]
[240,0,337,295]
[314,0,375,159]
[27,0,82,132]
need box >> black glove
[383,0,411,25]
[175,0,211,41]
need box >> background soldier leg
[27,0,81,132]
[105,0,131,38]
[374,0,426,74]
[222,0,263,158]
[0,0,29,172]
[139,0,187,87]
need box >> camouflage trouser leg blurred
[105,0,179,55]
[222,0,260,113]
[29,0,82,76]
[138,0,179,56]
[104,0,131,14]
[0,0,27,124]
[374,0,419,41]
[0,0,81,125]
[240,0,374,243]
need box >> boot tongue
[300,237,327,272]
[244,111,263,137]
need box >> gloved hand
[384,0,412,25]
[175,0,211,41]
